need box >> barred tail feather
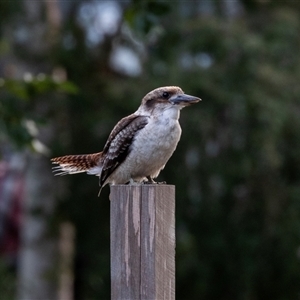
[51,152,102,176]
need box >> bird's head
[137,86,201,116]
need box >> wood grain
[110,184,175,300]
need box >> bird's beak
[169,93,201,106]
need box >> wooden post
[110,184,175,300]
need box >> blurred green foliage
[0,76,77,149]
[125,1,170,35]
[0,260,15,300]
[1,0,300,299]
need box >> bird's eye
[162,92,169,98]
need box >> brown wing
[99,114,149,187]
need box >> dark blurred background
[1,0,300,299]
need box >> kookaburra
[51,86,201,195]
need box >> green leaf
[56,81,79,94]
[147,2,170,16]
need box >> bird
[51,86,201,195]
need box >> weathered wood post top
[110,184,175,300]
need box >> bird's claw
[143,177,166,185]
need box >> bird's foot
[143,176,166,185]
[143,180,155,184]
[127,178,142,185]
